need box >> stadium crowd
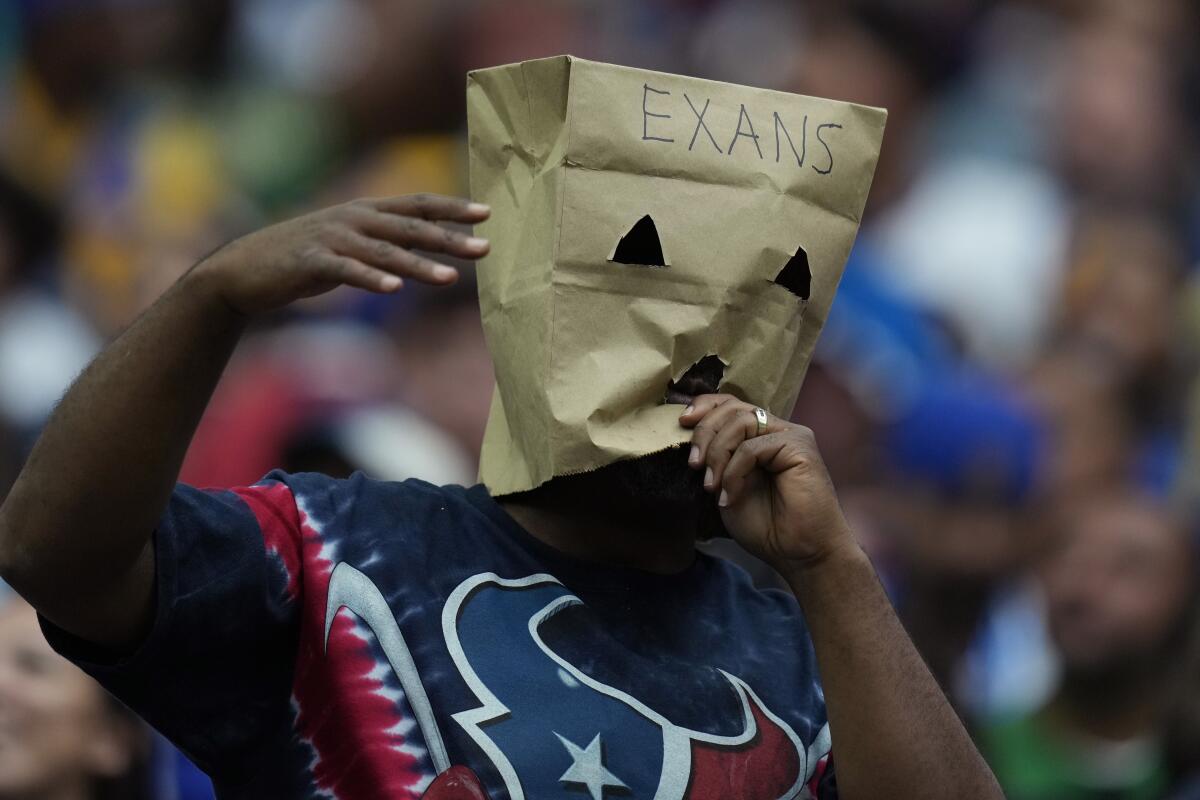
[0,0,1199,797]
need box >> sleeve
[37,478,305,777]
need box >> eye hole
[610,215,668,267]
[772,246,811,300]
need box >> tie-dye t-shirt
[40,471,836,800]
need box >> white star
[554,732,628,800]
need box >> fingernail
[688,445,699,466]
[681,404,693,417]
[468,202,490,214]
[466,236,489,250]
[434,265,458,281]
[381,275,402,291]
[718,490,729,507]
[703,467,713,489]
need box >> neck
[498,497,697,574]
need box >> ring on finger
[753,406,768,437]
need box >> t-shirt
[41,471,836,800]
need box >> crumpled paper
[468,56,886,495]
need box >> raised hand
[679,394,856,573]
[193,194,491,316]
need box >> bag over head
[468,55,886,495]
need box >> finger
[357,211,490,259]
[720,432,798,507]
[705,405,767,493]
[688,398,752,484]
[678,392,738,429]
[316,254,404,293]
[338,234,460,285]
[370,193,491,223]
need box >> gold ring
[754,406,768,437]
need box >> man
[0,57,1000,799]
[981,488,1195,799]
[0,191,998,798]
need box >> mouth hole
[610,214,668,267]
[665,354,727,401]
[772,245,811,300]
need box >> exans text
[641,84,843,175]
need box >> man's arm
[681,396,1002,800]
[784,542,999,798]
[0,195,489,650]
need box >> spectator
[0,595,150,800]
[0,0,1197,794]
[880,372,1049,714]
[980,488,1196,800]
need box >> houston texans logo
[326,565,829,800]
[441,573,830,800]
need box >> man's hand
[680,395,857,574]
[0,192,491,649]
[194,194,490,316]
[682,393,1005,800]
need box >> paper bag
[468,56,886,495]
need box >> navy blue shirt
[42,472,836,799]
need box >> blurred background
[1,0,1199,797]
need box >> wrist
[775,534,871,591]
[182,254,250,322]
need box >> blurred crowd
[1,0,1199,798]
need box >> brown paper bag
[468,56,886,495]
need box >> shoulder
[261,470,477,516]
[251,470,504,554]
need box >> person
[879,371,1048,716]
[980,487,1196,800]
[0,193,1001,799]
[0,594,149,800]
